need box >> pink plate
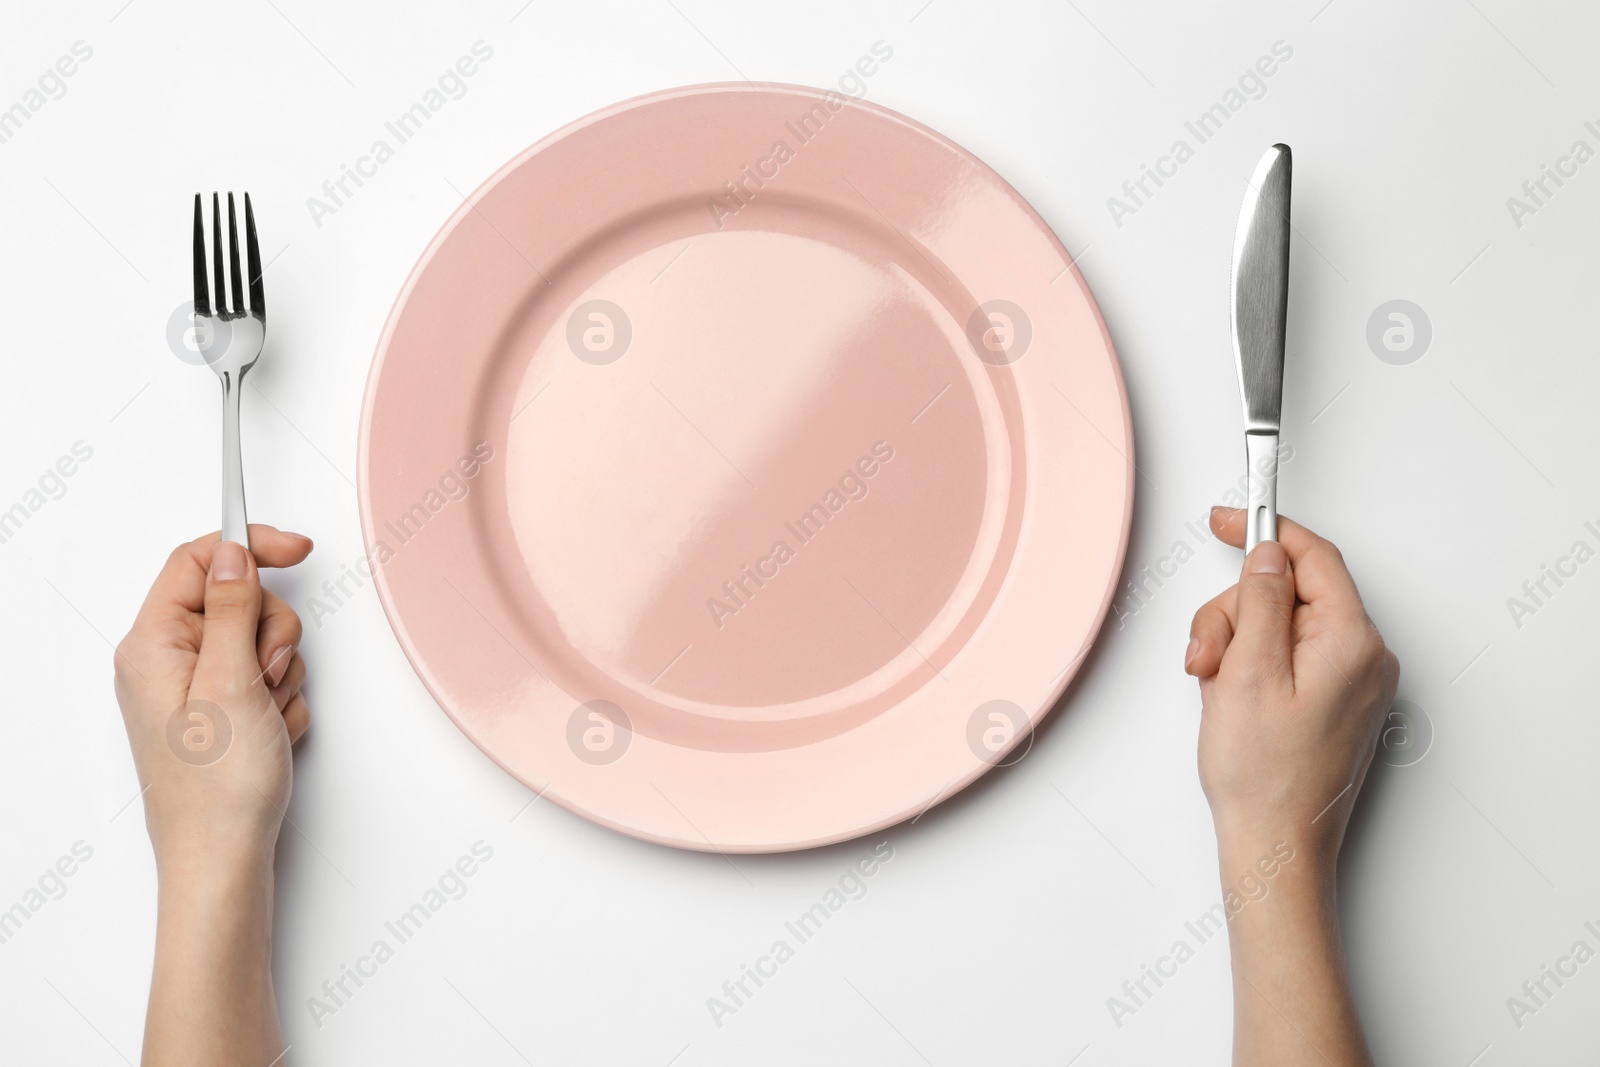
[358,84,1133,853]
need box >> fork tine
[192,193,210,317]
[244,193,264,317]
[211,193,226,317]
[226,193,245,317]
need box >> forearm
[1218,837,1371,1067]
[145,851,283,1066]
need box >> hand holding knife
[1230,144,1292,553]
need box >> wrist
[154,830,277,890]
[1213,807,1342,872]
[145,790,283,878]
[153,849,275,973]
[1215,830,1336,911]
[155,849,275,943]
[1216,832,1372,1067]
[147,827,281,1066]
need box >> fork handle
[220,368,250,547]
[1244,431,1278,554]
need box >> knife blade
[1230,143,1292,552]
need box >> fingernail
[212,541,248,581]
[1248,540,1289,575]
[268,646,293,687]
[1184,636,1199,670]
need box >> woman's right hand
[1185,507,1400,870]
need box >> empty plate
[358,83,1132,852]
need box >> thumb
[193,540,265,693]
[1230,540,1296,682]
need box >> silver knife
[1230,144,1292,553]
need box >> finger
[269,653,306,711]
[192,541,266,694]
[1230,540,1296,683]
[256,589,303,687]
[1208,507,1362,610]
[138,526,313,620]
[283,693,310,744]
[1186,585,1237,678]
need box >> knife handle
[1244,432,1278,554]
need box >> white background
[2,1,1598,1064]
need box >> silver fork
[192,192,265,547]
